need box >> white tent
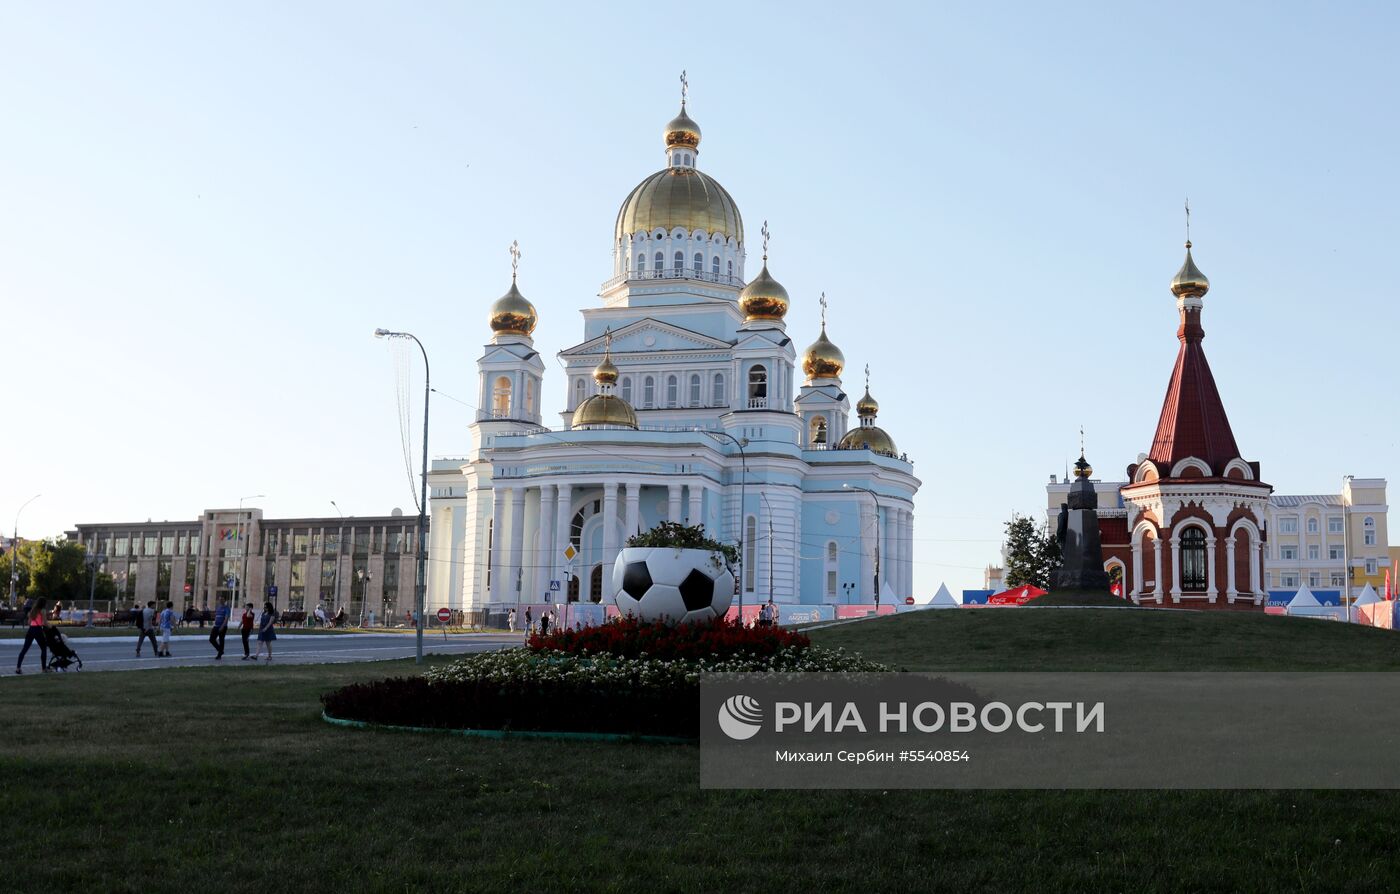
[1350,584,1390,627]
[1286,584,1343,621]
[928,583,961,609]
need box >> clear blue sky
[3,2,1396,596]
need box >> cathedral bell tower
[795,293,850,448]
[472,242,545,457]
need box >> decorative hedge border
[320,711,696,745]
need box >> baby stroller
[44,627,83,671]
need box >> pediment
[560,318,733,357]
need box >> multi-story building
[1046,476,1390,600]
[69,508,423,619]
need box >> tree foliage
[625,521,740,569]
[3,538,117,607]
[1003,515,1063,590]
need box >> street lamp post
[85,550,107,627]
[375,328,430,664]
[237,495,264,615]
[9,494,40,607]
[357,568,372,628]
[330,501,344,616]
[701,431,748,622]
[758,491,775,602]
[843,484,882,610]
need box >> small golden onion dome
[738,263,789,321]
[664,104,701,149]
[614,168,743,243]
[838,425,898,457]
[571,395,638,430]
[488,280,537,337]
[1170,241,1210,299]
[1073,454,1093,479]
[593,353,619,386]
[802,325,845,380]
[855,388,879,417]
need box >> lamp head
[374,328,391,338]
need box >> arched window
[493,376,511,416]
[810,415,827,446]
[1180,527,1207,591]
[673,251,683,273]
[711,255,720,276]
[636,253,645,274]
[748,365,768,401]
[653,251,663,273]
[643,376,655,408]
[620,376,632,403]
[666,375,679,408]
[524,379,535,414]
[693,252,703,274]
[573,378,585,408]
[743,516,757,593]
[1307,517,1319,534]
[712,373,725,405]
[1365,516,1376,546]
[689,374,701,406]
[727,259,733,277]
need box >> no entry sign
[437,607,451,624]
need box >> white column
[489,487,508,603]
[858,497,876,602]
[1152,537,1164,602]
[623,482,640,540]
[667,483,682,523]
[1170,534,1182,601]
[508,487,526,604]
[555,484,572,595]
[1226,533,1238,601]
[1131,537,1143,601]
[602,481,620,585]
[687,484,702,527]
[1205,532,1218,601]
[1253,538,1263,600]
[902,509,913,599]
[891,509,904,598]
[538,484,557,600]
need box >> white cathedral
[426,90,920,613]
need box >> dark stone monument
[1054,454,1112,591]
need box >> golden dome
[664,104,701,149]
[738,263,789,321]
[802,325,845,380]
[615,168,743,243]
[1073,454,1093,479]
[571,395,638,430]
[593,354,619,386]
[855,388,879,417]
[488,280,537,337]
[838,425,898,457]
[1170,241,1210,299]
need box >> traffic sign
[184,584,192,594]
[563,544,577,561]
[905,596,915,606]
[549,580,561,592]
[437,607,452,624]
[268,585,278,597]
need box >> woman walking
[239,602,256,660]
[15,598,49,674]
[253,601,278,662]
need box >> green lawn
[3,609,1400,893]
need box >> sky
[3,1,1397,597]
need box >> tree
[1003,514,1062,590]
[12,538,116,606]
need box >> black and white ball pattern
[612,548,735,625]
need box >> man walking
[209,596,230,660]
[158,601,176,657]
[136,600,159,657]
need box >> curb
[319,711,696,745]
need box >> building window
[160,534,175,556]
[673,251,683,272]
[712,373,725,405]
[524,379,536,415]
[810,415,827,445]
[1309,572,1320,588]
[1331,572,1346,587]
[727,259,733,277]
[1308,545,1319,560]
[620,377,632,403]
[1180,527,1207,590]
[743,515,757,593]
[689,374,701,406]
[492,376,511,416]
[653,251,663,272]
[1329,544,1344,560]
[636,253,645,274]
[1280,517,1298,534]
[1328,517,1344,534]
[1281,545,1298,560]
[1364,516,1376,546]
[693,252,703,274]
[484,519,492,589]
[574,378,585,407]
[666,375,679,408]
[643,376,655,407]
[1307,518,1319,534]
[711,255,720,276]
[1366,559,1378,575]
[748,365,768,400]
[1282,573,1299,588]
[824,541,838,600]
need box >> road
[2,631,522,675]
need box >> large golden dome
[488,280,537,337]
[572,395,637,430]
[802,325,845,380]
[738,263,789,321]
[1170,241,1210,299]
[838,425,898,457]
[615,168,743,243]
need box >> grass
[3,609,1400,892]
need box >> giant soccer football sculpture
[613,548,735,625]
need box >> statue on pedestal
[1054,452,1111,591]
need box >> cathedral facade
[426,94,920,612]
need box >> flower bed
[321,619,891,739]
